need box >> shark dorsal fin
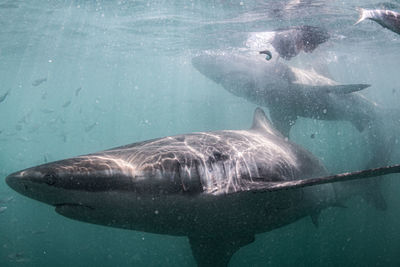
[251,108,284,137]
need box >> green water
[1,0,400,266]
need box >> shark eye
[44,173,57,186]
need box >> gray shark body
[6,108,400,266]
[192,54,375,137]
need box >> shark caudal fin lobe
[355,8,370,25]
[188,234,255,267]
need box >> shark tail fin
[355,8,369,25]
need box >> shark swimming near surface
[6,108,400,266]
[192,53,375,137]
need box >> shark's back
[93,108,327,195]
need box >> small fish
[259,50,272,60]
[0,3,19,8]
[75,87,82,96]
[41,90,48,100]
[30,230,46,235]
[310,133,316,139]
[28,124,41,133]
[40,108,55,114]
[32,77,47,86]
[60,133,67,142]
[0,206,7,213]
[17,136,30,142]
[18,112,32,124]
[15,124,22,131]
[355,8,400,35]
[85,122,98,132]
[0,89,10,103]
[0,196,14,204]
[62,100,71,108]
[8,252,30,263]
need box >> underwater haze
[1,0,400,266]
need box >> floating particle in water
[0,206,7,213]
[310,133,315,139]
[32,77,47,87]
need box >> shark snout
[6,170,38,194]
[6,164,89,207]
[6,168,59,200]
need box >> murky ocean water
[1,0,400,266]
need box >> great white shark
[192,53,376,137]
[6,108,400,266]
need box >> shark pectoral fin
[188,234,255,267]
[250,164,400,193]
[317,84,371,94]
[269,108,297,137]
